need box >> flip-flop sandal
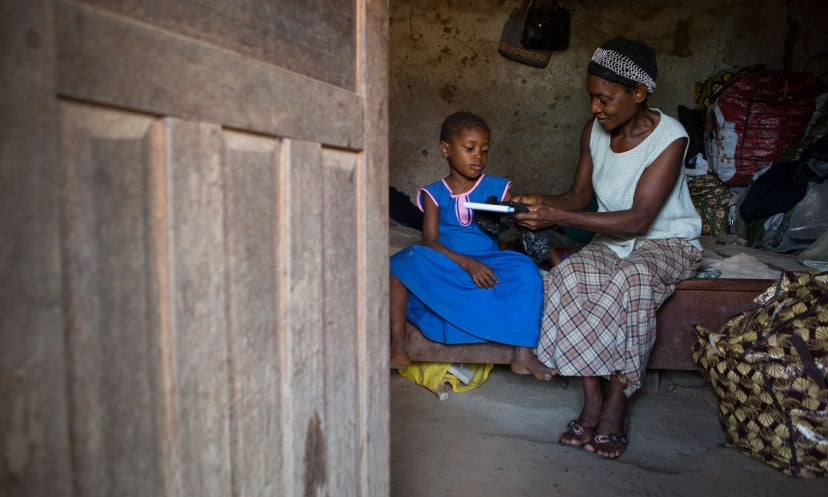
[585,432,627,459]
[558,419,595,447]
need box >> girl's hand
[464,259,498,289]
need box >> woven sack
[693,271,828,477]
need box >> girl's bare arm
[421,195,498,288]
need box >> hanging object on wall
[498,0,570,68]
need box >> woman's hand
[511,193,545,206]
[464,259,498,289]
[513,204,562,230]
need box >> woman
[513,37,703,459]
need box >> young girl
[390,111,554,381]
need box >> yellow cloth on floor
[398,362,493,394]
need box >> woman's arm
[515,122,686,237]
[512,119,595,227]
[421,196,498,288]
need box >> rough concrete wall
[389,0,828,199]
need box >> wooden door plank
[222,130,284,496]
[165,118,232,497]
[277,139,326,497]
[55,1,364,151]
[59,102,169,497]
[0,2,71,496]
[321,149,359,497]
[71,0,356,90]
[354,0,391,495]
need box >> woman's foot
[510,347,556,381]
[586,432,627,459]
[559,420,595,447]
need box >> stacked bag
[693,271,828,477]
[705,70,825,186]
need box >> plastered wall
[389,0,828,199]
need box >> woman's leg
[535,243,618,372]
[560,376,602,446]
[389,274,411,368]
[584,373,628,458]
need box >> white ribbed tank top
[589,109,702,258]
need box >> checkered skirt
[536,238,702,395]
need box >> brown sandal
[559,419,595,447]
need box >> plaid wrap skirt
[537,238,702,396]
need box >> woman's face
[441,126,490,181]
[586,74,642,131]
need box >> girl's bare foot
[389,347,410,369]
[510,347,556,381]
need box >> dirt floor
[390,366,828,497]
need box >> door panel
[60,102,170,497]
[165,118,233,497]
[278,138,326,496]
[322,149,360,497]
[223,130,284,496]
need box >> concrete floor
[390,366,828,497]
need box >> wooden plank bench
[395,277,773,371]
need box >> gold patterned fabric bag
[693,272,828,477]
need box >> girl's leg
[389,274,411,368]
[547,241,563,266]
[560,376,602,446]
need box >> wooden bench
[395,277,773,371]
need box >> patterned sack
[687,172,731,236]
[693,272,828,477]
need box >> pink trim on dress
[500,181,513,202]
[417,188,438,212]
[439,175,487,227]
[441,174,487,198]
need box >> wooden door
[1,1,389,496]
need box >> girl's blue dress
[390,174,542,346]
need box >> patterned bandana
[588,37,658,94]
